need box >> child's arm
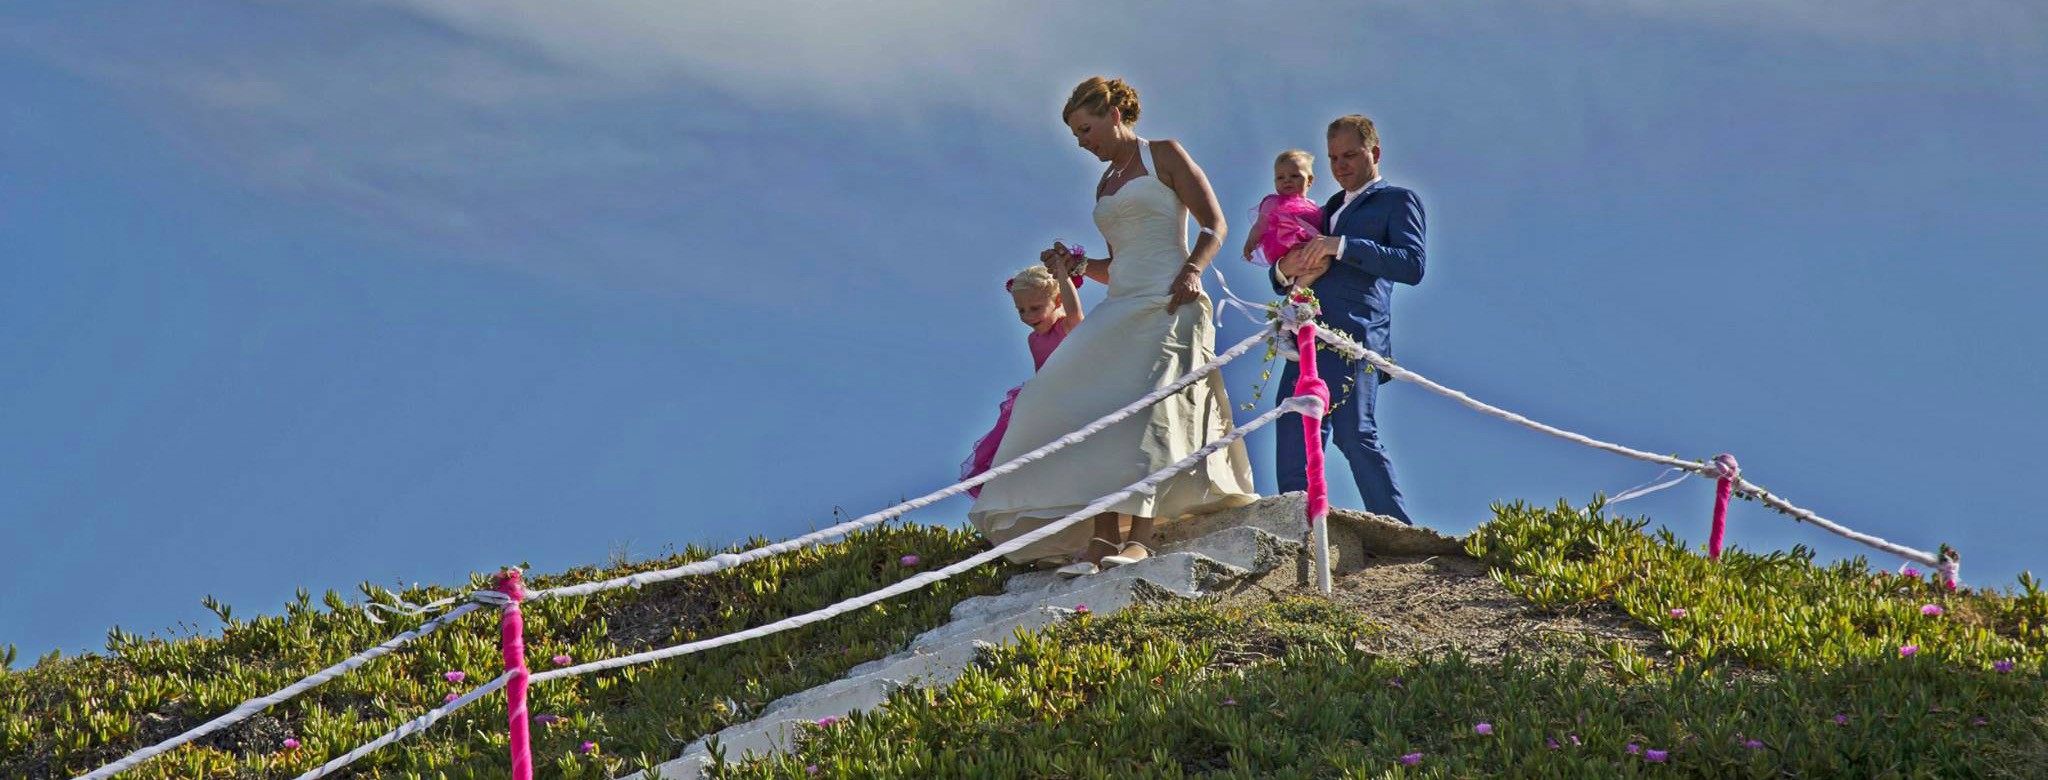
[1055,259,1084,331]
[1242,210,1268,261]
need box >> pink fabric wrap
[1293,324,1332,525]
[1251,194,1324,266]
[1708,454,1738,561]
[961,322,1071,497]
[494,570,534,780]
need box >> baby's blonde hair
[1007,264,1059,298]
[1276,149,1314,170]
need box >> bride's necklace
[1102,140,1141,182]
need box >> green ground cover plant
[8,500,2043,779]
[716,500,2046,779]
[1,523,1011,779]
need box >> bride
[967,77,1258,576]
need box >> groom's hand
[1277,244,1332,279]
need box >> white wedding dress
[968,140,1258,563]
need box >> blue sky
[4,1,2045,659]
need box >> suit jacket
[1269,180,1427,382]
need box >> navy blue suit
[1270,180,1425,522]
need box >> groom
[1270,114,1425,524]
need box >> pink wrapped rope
[493,569,534,780]
[1708,454,1738,561]
[1292,323,1332,526]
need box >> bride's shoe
[1055,560,1099,578]
[1099,542,1153,569]
[1058,538,1123,578]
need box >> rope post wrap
[1708,454,1738,561]
[1292,320,1334,593]
[493,569,534,780]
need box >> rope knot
[1708,453,1741,482]
[1275,289,1321,332]
[1290,383,1330,419]
[492,568,526,605]
[1937,545,1962,590]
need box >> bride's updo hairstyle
[1063,77,1141,125]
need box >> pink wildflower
[1902,566,1922,578]
[1900,644,1919,657]
[552,654,573,666]
[443,671,466,684]
[899,555,920,566]
[1645,749,1669,763]
[1833,714,1850,725]
[1546,738,1560,750]
[1073,604,1089,614]
[1387,678,1405,688]
[444,693,460,704]
[282,738,301,750]
[534,714,563,726]
[816,716,840,727]
[806,766,819,776]
[1569,735,1581,746]
[1669,608,1688,618]
[1972,717,1988,726]
[1474,722,1493,736]
[1222,697,1237,706]
[578,741,597,754]
[1993,660,2015,673]
[1742,739,1764,750]
[1921,604,1944,616]
[1626,743,1642,755]
[1398,753,1422,766]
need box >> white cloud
[5,1,2039,298]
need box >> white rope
[529,395,1321,684]
[526,325,1278,603]
[1337,339,1942,567]
[1728,478,1939,566]
[71,602,486,780]
[289,671,513,780]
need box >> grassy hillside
[5,501,2044,779]
[1,524,1014,779]
[716,501,2046,779]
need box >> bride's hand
[1164,264,1202,314]
[1042,243,1076,271]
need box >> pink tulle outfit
[1250,193,1324,266]
[962,321,1070,497]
